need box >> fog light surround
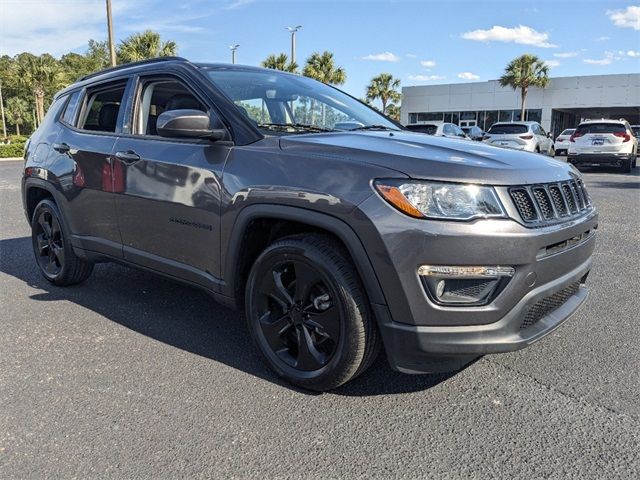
[418,265,515,306]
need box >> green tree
[499,54,549,121]
[366,73,401,115]
[262,53,298,73]
[385,103,401,121]
[302,51,346,85]
[5,97,29,136]
[117,30,177,64]
[13,53,62,124]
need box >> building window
[485,111,499,130]
[417,112,443,122]
[451,112,459,125]
[460,111,476,121]
[526,109,542,123]
[409,113,418,124]
[499,110,513,122]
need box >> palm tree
[366,73,401,115]
[385,103,401,121]
[302,51,346,85]
[499,54,550,121]
[5,97,29,136]
[117,30,177,64]
[13,53,62,124]
[262,53,298,73]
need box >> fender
[223,204,388,307]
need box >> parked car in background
[461,125,485,141]
[406,122,469,139]
[631,125,640,138]
[21,57,597,391]
[568,119,637,173]
[483,122,554,155]
[554,128,575,156]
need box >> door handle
[52,142,70,153]
[114,150,141,164]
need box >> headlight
[374,180,506,220]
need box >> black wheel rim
[33,210,65,277]
[256,260,341,372]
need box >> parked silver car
[483,121,554,155]
[554,128,575,156]
[406,122,469,140]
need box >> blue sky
[1,0,638,103]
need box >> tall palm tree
[499,54,550,121]
[262,53,298,73]
[302,51,346,85]
[117,30,177,64]
[13,53,62,124]
[5,97,29,136]
[366,73,401,115]
[385,103,401,121]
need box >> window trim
[58,90,84,127]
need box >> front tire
[245,235,380,391]
[31,199,94,286]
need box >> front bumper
[356,194,598,374]
[568,152,633,166]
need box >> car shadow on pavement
[0,236,462,396]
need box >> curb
[0,157,23,162]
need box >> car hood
[280,131,574,185]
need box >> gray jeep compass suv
[21,57,597,390]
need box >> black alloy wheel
[246,235,380,391]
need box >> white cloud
[461,25,557,48]
[408,74,446,82]
[420,60,436,68]
[405,53,417,58]
[544,60,561,68]
[583,51,618,65]
[596,36,610,41]
[361,51,401,62]
[607,5,640,30]
[225,0,255,9]
[621,50,640,57]
[457,72,480,80]
[553,51,577,58]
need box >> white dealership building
[401,73,640,136]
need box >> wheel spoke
[295,325,326,370]
[305,306,340,341]
[39,215,52,238]
[50,216,62,237]
[259,311,292,348]
[260,269,293,309]
[52,245,65,267]
[45,254,58,273]
[292,260,322,303]
[36,234,49,256]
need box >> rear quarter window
[575,123,626,134]
[560,129,575,136]
[487,124,528,134]
[60,91,82,125]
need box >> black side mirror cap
[157,109,227,141]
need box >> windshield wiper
[350,124,397,131]
[257,123,335,133]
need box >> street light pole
[106,0,116,66]
[285,25,302,64]
[0,80,7,138]
[230,44,240,64]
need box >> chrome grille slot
[510,188,538,221]
[532,187,554,220]
[548,185,568,216]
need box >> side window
[60,91,82,125]
[539,125,547,136]
[78,83,127,133]
[135,79,205,136]
[443,124,453,135]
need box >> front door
[112,76,230,288]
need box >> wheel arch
[223,204,387,310]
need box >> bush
[8,135,29,143]
[0,143,25,158]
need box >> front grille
[520,281,581,330]
[509,179,592,226]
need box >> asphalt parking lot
[1,158,639,479]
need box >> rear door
[112,73,231,287]
[49,79,131,258]
[572,122,628,154]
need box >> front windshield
[202,68,399,134]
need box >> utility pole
[106,0,116,66]
[285,25,302,64]
[230,44,240,64]
[0,80,6,138]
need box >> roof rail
[79,56,190,82]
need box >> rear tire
[245,234,381,391]
[31,199,94,286]
[621,158,632,173]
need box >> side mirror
[547,132,553,138]
[157,109,226,141]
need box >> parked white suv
[554,128,575,156]
[406,122,469,140]
[568,119,638,173]
[483,122,554,155]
